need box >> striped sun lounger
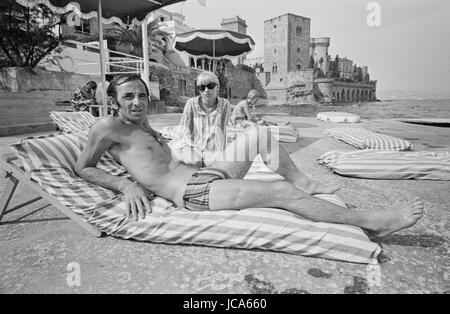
[325,127,412,151]
[50,111,98,132]
[228,125,299,143]
[318,150,450,180]
[2,131,382,264]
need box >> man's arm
[75,118,151,220]
[178,99,195,144]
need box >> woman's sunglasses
[198,83,217,91]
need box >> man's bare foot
[365,199,424,238]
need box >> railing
[62,40,145,76]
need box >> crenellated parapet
[310,37,330,47]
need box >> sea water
[255,99,450,120]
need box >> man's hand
[122,181,153,221]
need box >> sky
[165,0,450,94]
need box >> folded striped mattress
[325,127,412,151]
[9,131,382,264]
[50,111,98,132]
[319,150,450,180]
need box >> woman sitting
[230,89,261,128]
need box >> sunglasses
[198,83,217,91]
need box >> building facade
[260,12,376,104]
[338,57,353,79]
[264,14,311,75]
[221,16,247,34]
[309,37,330,77]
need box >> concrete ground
[0,114,448,294]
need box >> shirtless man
[75,74,424,238]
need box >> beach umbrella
[174,29,255,71]
[15,0,184,116]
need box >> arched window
[296,27,302,36]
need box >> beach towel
[318,150,450,180]
[9,131,382,264]
[325,127,412,151]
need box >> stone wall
[225,66,266,100]
[265,70,315,105]
[287,14,311,72]
[0,67,100,136]
[264,14,311,75]
[315,78,334,103]
[264,15,289,75]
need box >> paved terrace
[0,114,448,294]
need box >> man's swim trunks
[183,168,231,211]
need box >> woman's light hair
[196,71,220,87]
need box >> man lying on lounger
[75,74,424,238]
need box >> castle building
[309,37,330,76]
[338,57,353,79]
[260,13,377,104]
[221,15,247,34]
[220,15,249,65]
[264,14,311,75]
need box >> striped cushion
[50,111,98,132]
[87,197,381,264]
[10,131,128,212]
[9,132,382,264]
[325,128,412,151]
[319,150,450,180]
[228,125,298,143]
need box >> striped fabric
[10,131,128,212]
[9,131,382,264]
[50,111,98,133]
[319,150,450,180]
[325,128,412,151]
[228,125,298,143]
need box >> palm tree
[105,19,171,58]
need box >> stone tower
[310,37,330,76]
[264,14,311,75]
[221,16,247,35]
[362,66,369,82]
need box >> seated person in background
[175,71,232,166]
[71,80,98,115]
[95,74,114,112]
[230,89,261,128]
[75,73,424,239]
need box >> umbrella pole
[142,17,151,93]
[97,0,108,117]
[213,39,216,73]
